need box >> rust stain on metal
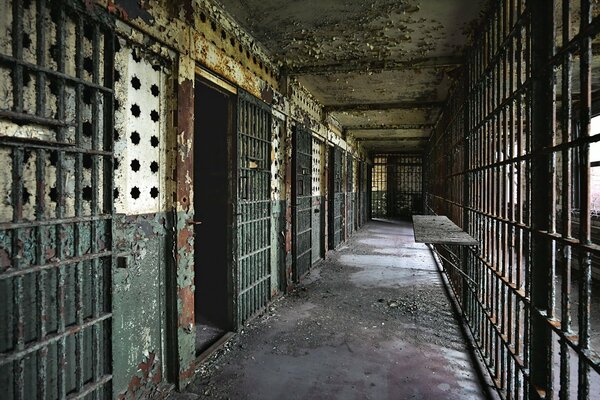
[177,286,195,329]
[179,362,197,381]
[118,352,163,400]
[106,0,130,20]
[261,86,274,104]
[176,77,194,211]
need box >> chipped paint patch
[117,351,163,400]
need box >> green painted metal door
[346,153,354,236]
[235,91,272,327]
[0,1,114,398]
[292,124,312,281]
[329,146,344,248]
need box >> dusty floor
[171,220,489,400]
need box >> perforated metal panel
[236,90,271,326]
[312,137,322,197]
[0,1,114,398]
[292,124,312,281]
[311,136,324,264]
[113,40,167,214]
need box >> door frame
[192,71,237,339]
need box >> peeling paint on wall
[0,1,369,398]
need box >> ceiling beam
[357,137,428,142]
[365,145,425,151]
[287,56,464,76]
[326,101,444,112]
[345,124,434,130]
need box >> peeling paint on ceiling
[215,0,487,152]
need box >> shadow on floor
[172,220,490,400]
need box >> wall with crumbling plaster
[0,1,368,398]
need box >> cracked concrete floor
[171,219,489,400]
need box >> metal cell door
[332,146,344,248]
[357,160,363,228]
[361,161,368,225]
[346,153,354,236]
[236,91,272,327]
[0,1,114,399]
[292,124,312,281]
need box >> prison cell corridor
[1,0,600,399]
[171,220,488,400]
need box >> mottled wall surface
[113,213,169,399]
[0,0,368,398]
[111,35,174,398]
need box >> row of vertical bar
[426,0,600,399]
[0,1,113,399]
[292,124,312,281]
[236,91,272,327]
[370,154,423,218]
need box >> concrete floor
[172,220,489,400]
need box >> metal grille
[292,124,312,281]
[392,154,422,218]
[426,1,600,399]
[371,154,422,218]
[346,153,354,235]
[359,161,369,226]
[371,156,387,218]
[357,160,364,227]
[330,145,344,249]
[0,1,114,399]
[365,162,369,223]
[236,90,271,326]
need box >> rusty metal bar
[578,1,593,398]
[236,90,272,327]
[426,0,600,398]
[0,54,114,93]
[11,0,24,114]
[74,13,85,394]
[529,1,555,398]
[0,313,112,366]
[0,1,114,398]
[370,154,423,219]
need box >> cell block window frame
[371,155,387,218]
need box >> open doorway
[193,76,234,354]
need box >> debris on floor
[170,220,487,400]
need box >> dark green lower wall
[113,212,171,399]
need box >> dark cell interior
[194,79,232,352]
